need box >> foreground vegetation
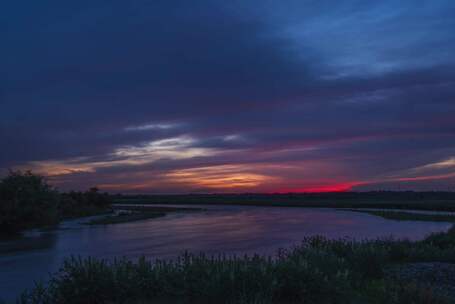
[0,171,112,237]
[18,226,455,304]
[115,192,455,211]
[348,209,455,223]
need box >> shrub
[0,171,113,236]
[0,170,59,235]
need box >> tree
[0,170,59,235]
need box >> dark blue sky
[2,1,455,193]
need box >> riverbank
[114,192,455,212]
[346,209,455,222]
[18,225,455,304]
[0,205,113,240]
[87,206,204,225]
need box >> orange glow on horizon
[273,182,363,193]
[165,165,279,189]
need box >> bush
[59,188,112,219]
[0,171,112,236]
[423,226,455,250]
[0,170,59,235]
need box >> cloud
[124,122,181,132]
[165,165,278,190]
[2,1,455,192]
[412,158,455,172]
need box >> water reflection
[0,232,57,255]
[0,205,452,301]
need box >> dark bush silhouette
[0,171,112,236]
[0,171,59,235]
[59,187,112,218]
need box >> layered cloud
[2,1,455,192]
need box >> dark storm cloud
[1,0,316,165]
[2,0,455,192]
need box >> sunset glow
[2,1,455,193]
[275,182,364,193]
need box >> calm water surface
[0,204,453,301]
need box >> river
[0,204,452,301]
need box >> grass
[347,209,455,223]
[18,226,455,304]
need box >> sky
[1,0,455,193]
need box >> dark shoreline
[86,205,205,225]
[345,209,455,223]
[114,192,455,211]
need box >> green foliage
[4,174,455,303]
[0,170,59,235]
[358,281,450,304]
[19,252,350,304]
[59,187,112,219]
[19,228,455,304]
[423,226,455,250]
[0,171,112,236]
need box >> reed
[19,227,455,304]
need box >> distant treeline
[115,191,455,211]
[0,171,112,236]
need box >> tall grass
[19,228,455,304]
